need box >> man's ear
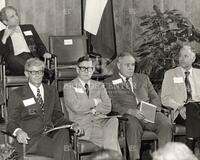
[24,71,29,78]
[76,66,79,74]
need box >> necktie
[37,88,44,114]
[125,78,132,91]
[185,71,192,102]
[85,83,89,97]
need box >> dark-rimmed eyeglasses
[26,70,44,75]
[78,66,94,72]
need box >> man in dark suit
[0,6,51,75]
[7,58,83,160]
[104,52,172,160]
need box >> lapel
[22,84,44,118]
[112,73,134,95]
[73,78,88,97]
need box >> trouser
[124,112,172,160]
[80,117,121,154]
[6,53,34,75]
[16,129,75,160]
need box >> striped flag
[84,0,108,35]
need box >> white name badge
[173,77,184,83]
[24,30,33,36]
[23,98,36,107]
[74,87,84,93]
[112,79,123,85]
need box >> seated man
[63,56,121,154]
[0,6,51,75]
[104,52,172,160]
[161,45,200,151]
[7,58,83,160]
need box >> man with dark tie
[7,58,83,159]
[161,45,200,151]
[104,52,172,160]
[63,56,121,154]
[0,6,51,75]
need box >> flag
[84,0,108,35]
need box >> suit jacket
[0,24,47,60]
[7,84,71,138]
[161,66,200,120]
[104,73,161,115]
[63,78,111,140]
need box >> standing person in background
[0,6,51,75]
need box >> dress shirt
[181,67,197,101]
[78,78,99,106]
[10,26,30,56]
[119,73,134,92]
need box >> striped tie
[37,88,44,114]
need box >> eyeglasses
[26,70,44,75]
[78,66,94,72]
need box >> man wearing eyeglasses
[7,58,83,160]
[63,56,121,154]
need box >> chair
[162,106,186,141]
[49,35,87,87]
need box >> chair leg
[154,140,158,151]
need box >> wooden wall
[6,0,82,49]
[5,0,200,55]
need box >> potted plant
[135,5,200,85]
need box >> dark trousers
[124,112,172,160]
[6,53,34,75]
[186,102,200,138]
[16,129,75,160]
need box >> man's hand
[127,108,145,120]
[43,53,52,59]
[1,26,15,44]
[15,129,30,144]
[71,123,84,136]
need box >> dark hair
[77,55,92,65]
[0,6,17,23]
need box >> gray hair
[24,58,45,71]
[0,6,17,23]
[152,142,198,160]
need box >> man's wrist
[13,128,22,137]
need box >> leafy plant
[135,5,200,80]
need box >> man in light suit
[0,6,51,75]
[104,52,172,160]
[161,45,200,151]
[63,56,121,154]
[7,58,83,159]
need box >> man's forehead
[120,56,135,63]
[29,66,43,70]
[6,8,16,16]
[79,61,93,66]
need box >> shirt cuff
[13,128,22,136]
[93,99,98,106]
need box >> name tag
[23,98,36,107]
[24,30,33,36]
[74,87,84,93]
[173,77,184,83]
[112,79,123,85]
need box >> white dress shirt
[10,26,30,56]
